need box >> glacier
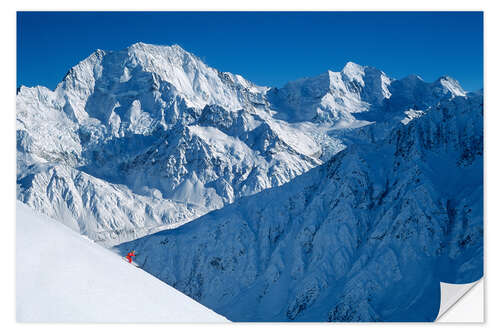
[17,42,483,321]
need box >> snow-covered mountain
[16,201,228,322]
[17,42,479,250]
[17,42,482,321]
[17,43,330,244]
[116,91,483,321]
[267,62,392,125]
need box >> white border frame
[3,1,497,331]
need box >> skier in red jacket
[125,250,136,263]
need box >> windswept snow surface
[16,202,228,322]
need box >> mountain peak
[342,61,366,81]
[127,42,187,53]
[342,61,365,73]
[128,41,148,48]
[435,75,466,96]
[125,42,194,61]
[435,75,460,86]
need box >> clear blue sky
[17,11,483,91]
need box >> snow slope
[16,201,228,322]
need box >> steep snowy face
[55,42,268,133]
[17,86,82,167]
[17,163,208,245]
[342,62,393,105]
[118,121,321,210]
[123,43,268,110]
[116,92,483,322]
[382,74,467,114]
[267,62,392,125]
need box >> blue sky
[17,11,483,91]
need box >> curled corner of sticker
[436,279,483,321]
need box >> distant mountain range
[17,42,483,321]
